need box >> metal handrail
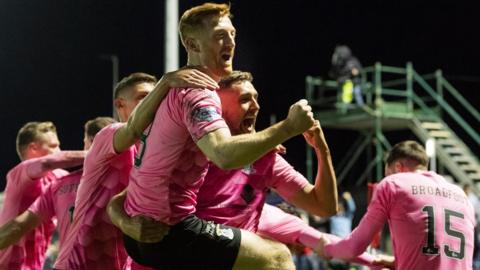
[306,62,479,144]
[440,78,480,121]
[413,71,480,145]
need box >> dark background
[1,1,479,219]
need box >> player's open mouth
[221,53,232,63]
[242,118,255,132]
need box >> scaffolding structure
[305,62,480,193]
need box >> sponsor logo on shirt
[192,106,220,122]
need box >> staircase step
[444,147,466,155]
[468,173,480,181]
[459,164,480,173]
[421,122,444,130]
[428,130,451,138]
[437,139,457,147]
[452,156,473,164]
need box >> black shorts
[124,215,242,270]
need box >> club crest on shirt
[192,106,220,122]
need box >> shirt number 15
[422,205,465,259]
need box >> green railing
[307,62,480,145]
[305,62,479,184]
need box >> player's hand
[122,215,170,243]
[284,99,315,136]
[314,234,331,259]
[274,144,287,154]
[164,67,219,90]
[303,120,326,148]
[371,254,395,270]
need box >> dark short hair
[114,72,157,99]
[84,117,116,138]
[218,70,253,89]
[385,140,428,168]
[16,121,57,159]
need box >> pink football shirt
[324,171,475,270]
[196,152,309,231]
[28,169,82,249]
[0,158,68,269]
[124,88,228,224]
[55,123,134,269]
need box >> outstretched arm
[107,190,169,243]
[197,99,315,169]
[287,120,338,217]
[26,151,87,179]
[318,183,390,261]
[257,204,381,267]
[0,211,41,249]
[113,68,219,153]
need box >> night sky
[1,1,479,194]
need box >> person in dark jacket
[329,45,364,111]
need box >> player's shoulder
[6,161,25,179]
[182,87,218,100]
[96,122,123,139]
[88,122,123,152]
[50,169,82,192]
[6,159,36,181]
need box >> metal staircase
[410,117,480,187]
[305,62,480,193]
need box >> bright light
[426,138,436,157]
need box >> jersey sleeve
[5,162,34,192]
[182,89,228,142]
[267,154,309,200]
[84,123,123,171]
[324,178,396,259]
[258,204,377,267]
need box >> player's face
[218,81,259,135]
[195,15,236,79]
[34,131,60,156]
[117,82,154,122]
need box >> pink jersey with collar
[28,169,82,249]
[196,151,309,232]
[324,171,475,270]
[0,159,68,269]
[124,88,227,225]
[55,123,133,270]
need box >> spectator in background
[328,191,356,270]
[330,191,356,238]
[329,45,364,112]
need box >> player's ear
[394,160,403,173]
[184,37,201,53]
[26,141,40,157]
[114,98,125,109]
